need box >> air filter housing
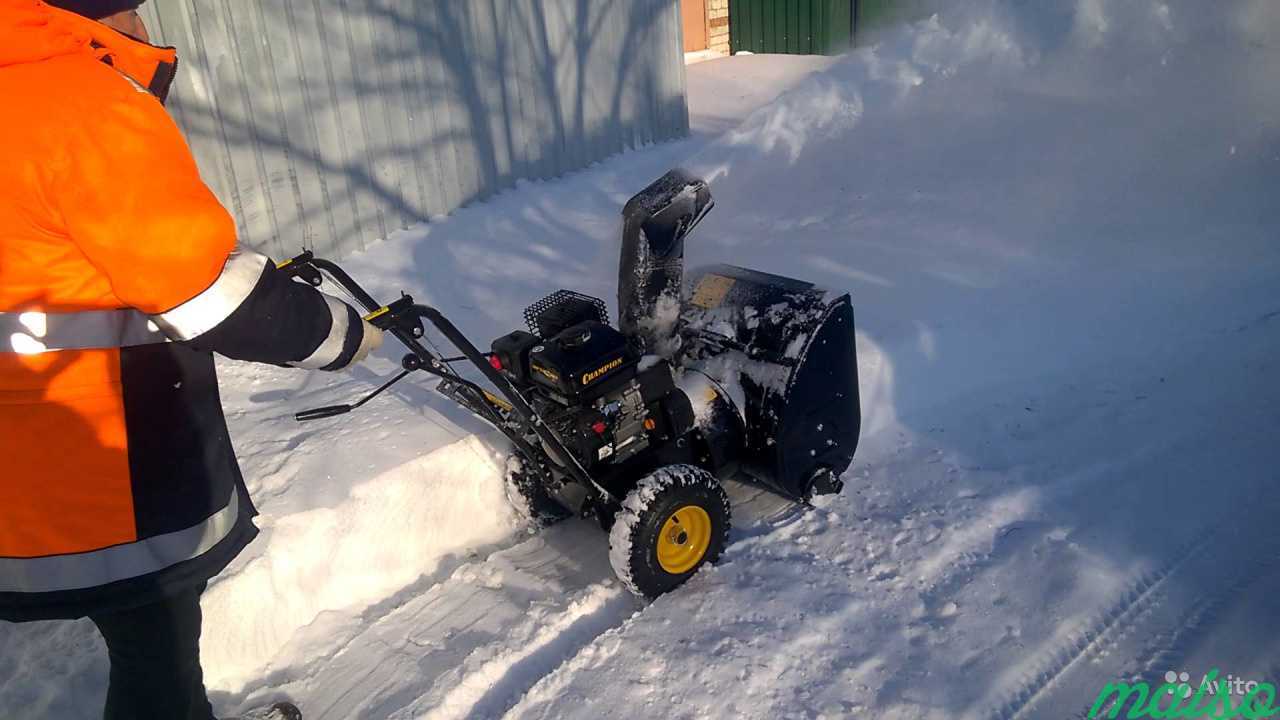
[524,290,610,339]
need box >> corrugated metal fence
[140,0,689,259]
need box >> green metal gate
[856,0,923,37]
[729,0,854,55]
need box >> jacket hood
[0,0,92,68]
[0,0,176,100]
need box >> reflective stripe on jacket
[0,1,367,620]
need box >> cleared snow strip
[201,435,521,691]
[497,501,870,720]
[418,583,632,720]
[216,519,645,720]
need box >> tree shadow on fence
[154,0,687,261]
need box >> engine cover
[534,358,694,471]
[528,321,639,403]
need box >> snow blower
[284,169,860,598]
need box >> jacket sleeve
[51,63,367,369]
[155,248,372,370]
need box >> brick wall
[707,0,730,55]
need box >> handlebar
[277,251,616,503]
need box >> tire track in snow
[1069,532,1280,720]
[411,479,800,720]
[418,583,633,720]
[987,524,1218,720]
[988,501,1280,720]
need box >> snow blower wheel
[504,463,571,528]
[609,465,731,599]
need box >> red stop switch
[489,355,503,371]
[591,421,608,435]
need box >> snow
[199,436,520,691]
[605,471,665,595]
[5,0,1280,718]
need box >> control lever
[294,404,354,421]
[295,369,411,422]
[364,295,422,336]
[276,251,323,286]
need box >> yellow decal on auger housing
[531,363,560,383]
[581,357,624,386]
[691,274,735,309]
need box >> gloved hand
[347,319,383,367]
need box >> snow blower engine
[284,169,860,598]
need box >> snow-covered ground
[4,1,1280,718]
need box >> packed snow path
[208,477,796,720]
[4,2,1280,718]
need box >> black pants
[88,583,215,720]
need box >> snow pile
[200,436,519,691]
[711,2,1026,168]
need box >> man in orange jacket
[0,1,382,718]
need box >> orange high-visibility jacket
[0,0,370,621]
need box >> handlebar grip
[295,404,353,422]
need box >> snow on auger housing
[284,169,861,598]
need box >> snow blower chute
[285,169,860,598]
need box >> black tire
[504,461,571,527]
[259,702,302,720]
[608,465,731,599]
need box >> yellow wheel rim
[655,505,713,574]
